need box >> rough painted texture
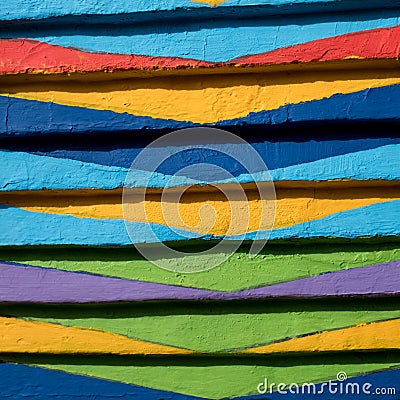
[4,299,400,353]
[242,318,400,353]
[4,0,400,22]
[2,26,400,74]
[0,317,195,355]
[3,353,400,399]
[2,260,400,303]
[2,362,400,400]
[3,186,399,235]
[1,200,399,245]
[2,85,400,135]
[1,243,398,291]
[2,2,400,399]
[3,10,400,61]
[8,135,399,170]
[4,70,400,123]
[1,146,400,191]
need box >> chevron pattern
[1,0,400,398]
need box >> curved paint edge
[17,136,400,171]
[5,186,399,236]
[0,200,399,245]
[2,84,400,136]
[1,144,399,191]
[232,200,400,242]
[1,26,400,74]
[12,12,400,62]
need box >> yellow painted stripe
[2,69,400,123]
[1,186,399,235]
[0,317,194,355]
[241,318,400,354]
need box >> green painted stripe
[1,242,399,291]
[3,354,400,399]
[3,298,400,352]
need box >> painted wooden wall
[1,0,400,398]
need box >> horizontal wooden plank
[1,242,398,292]
[2,10,400,62]
[0,317,195,354]
[2,356,400,400]
[4,132,396,171]
[1,260,399,303]
[1,27,400,75]
[1,85,400,135]
[2,0,400,23]
[0,199,398,245]
[2,313,400,355]
[3,298,400,353]
[1,145,398,191]
[2,186,399,235]
[242,318,400,354]
[3,68,400,124]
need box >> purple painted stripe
[233,260,400,299]
[0,262,218,303]
[0,261,399,303]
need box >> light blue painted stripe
[0,150,130,191]
[2,0,398,21]
[230,200,400,241]
[1,145,399,191]
[260,144,400,183]
[0,0,336,19]
[0,200,398,246]
[0,204,201,246]
[2,11,399,61]
[0,150,199,191]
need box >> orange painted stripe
[241,318,400,354]
[0,317,195,355]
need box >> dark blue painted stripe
[218,84,400,127]
[0,362,201,400]
[11,137,399,175]
[0,95,192,136]
[236,368,400,399]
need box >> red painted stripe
[0,39,213,74]
[235,25,400,65]
[1,25,400,74]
